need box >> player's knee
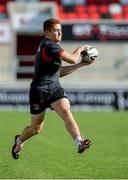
[60,102,70,112]
[62,105,71,114]
[62,108,69,115]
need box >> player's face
[46,24,62,42]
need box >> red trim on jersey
[58,49,64,57]
[42,48,53,62]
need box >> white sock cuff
[74,135,82,146]
[16,137,23,145]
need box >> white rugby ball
[81,46,98,62]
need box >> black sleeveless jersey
[31,38,64,87]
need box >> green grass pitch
[0,111,128,179]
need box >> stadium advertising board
[0,89,128,111]
[62,23,128,41]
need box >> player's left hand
[80,59,94,66]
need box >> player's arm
[60,45,89,64]
[60,59,93,78]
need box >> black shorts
[29,86,68,114]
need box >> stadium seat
[98,4,109,14]
[74,5,86,13]
[58,12,67,20]
[123,13,128,19]
[88,12,100,20]
[111,13,123,19]
[77,12,88,19]
[87,4,97,13]
[66,12,78,20]
[123,6,128,19]
[122,4,128,13]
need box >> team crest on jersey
[33,104,39,110]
